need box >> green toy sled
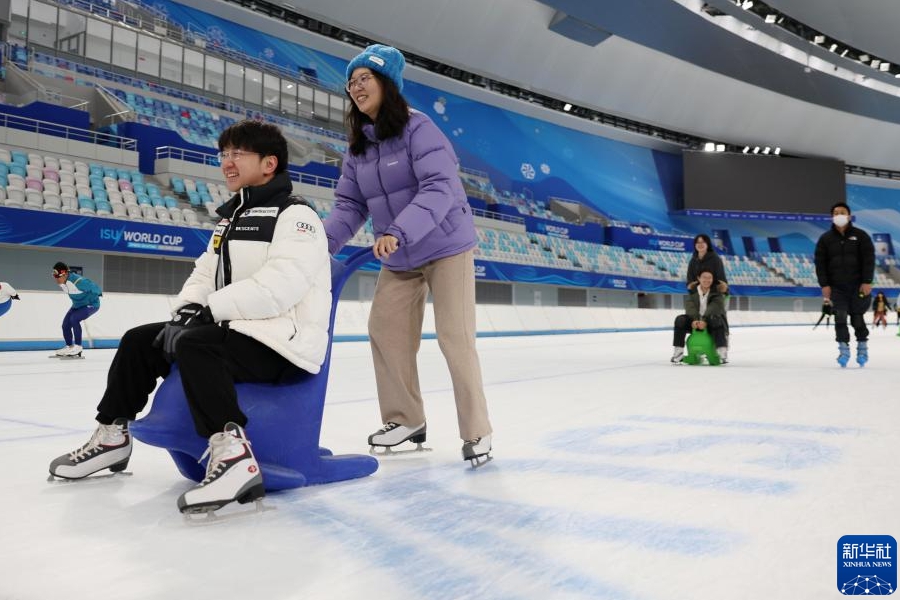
[682,328,722,366]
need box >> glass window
[9,0,28,44]
[244,67,262,106]
[57,9,86,56]
[85,19,110,63]
[112,26,136,71]
[280,80,297,116]
[225,61,243,101]
[205,55,224,96]
[183,48,204,90]
[136,33,160,77]
[296,84,313,119]
[313,89,329,121]
[27,1,57,49]
[329,93,345,123]
[160,41,181,83]
[263,73,280,110]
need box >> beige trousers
[368,250,492,441]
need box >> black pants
[673,314,727,348]
[96,322,302,438]
[830,284,871,343]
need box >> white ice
[2,325,898,600]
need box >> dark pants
[95,322,302,438]
[673,314,727,348]
[62,305,99,345]
[830,284,871,343]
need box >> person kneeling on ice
[48,120,332,514]
[671,269,728,364]
[52,262,102,358]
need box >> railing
[156,146,340,174]
[460,165,490,179]
[471,207,525,225]
[0,111,137,150]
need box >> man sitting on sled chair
[671,268,729,365]
[47,120,331,514]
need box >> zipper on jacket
[217,188,245,289]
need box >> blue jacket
[60,273,102,309]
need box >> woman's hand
[373,235,399,259]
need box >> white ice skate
[368,422,430,455]
[48,418,132,480]
[177,422,266,519]
[50,345,71,358]
[50,344,85,359]
[462,434,493,468]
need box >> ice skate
[48,418,131,480]
[49,345,72,358]
[368,422,430,455]
[462,434,493,468]
[856,341,868,367]
[670,347,684,364]
[837,341,850,368]
[177,422,266,518]
[716,347,728,365]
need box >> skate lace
[69,423,122,460]
[197,433,250,486]
[379,422,401,433]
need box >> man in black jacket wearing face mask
[814,202,875,368]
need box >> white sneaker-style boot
[61,344,83,357]
[177,423,265,514]
[368,422,426,448]
[670,346,684,364]
[54,345,72,356]
[49,418,131,479]
[462,434,493,467]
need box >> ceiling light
[871,59,881,69]
[773,147,781,155]
[840,49,849,57]
[742,146,750,153]
[563,103,572,112]
[859,54,870,62]
[716,144,725,152]
[777,16,784,23]
[753,147,760,154]
[704,142,716,152]
[741,0,753,9]
[829,43,838,52]
[880,62,891,72]
[762,147,771,154]
[813,35,825,44]
[765,14,776,23]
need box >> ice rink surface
[2,325,898,600]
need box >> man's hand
[152,303,214,362]
[716,281,729,294]
[373,235,399,259]
[860,283,873,296]
[692,320,706,330]
[821,286,831,301]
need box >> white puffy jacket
[177,172,331,373]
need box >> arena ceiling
[210,0,900,173]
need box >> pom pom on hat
[346,44,406,93]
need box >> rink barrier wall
[0,290,819,351]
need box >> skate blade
[182,499,274,526]
[466,454,494,469]
[369,442,432,456]
[49,355,85,359]
[47,471,133,483]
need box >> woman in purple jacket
[325,44,492,465]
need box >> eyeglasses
[345,73,374,92]
[52,269,66,278]
[216,150,259,163]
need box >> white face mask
[832,214,850,228]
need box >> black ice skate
[177,423,266,519]
[48,418,132,481]
[368,422,431,455]
[462,434,493,468]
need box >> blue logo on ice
[838,535,896,595]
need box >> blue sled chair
[130,247,379,491]
[0,299,11,318]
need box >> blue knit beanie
[346,44,406,93]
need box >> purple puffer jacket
[324,110,477,271]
